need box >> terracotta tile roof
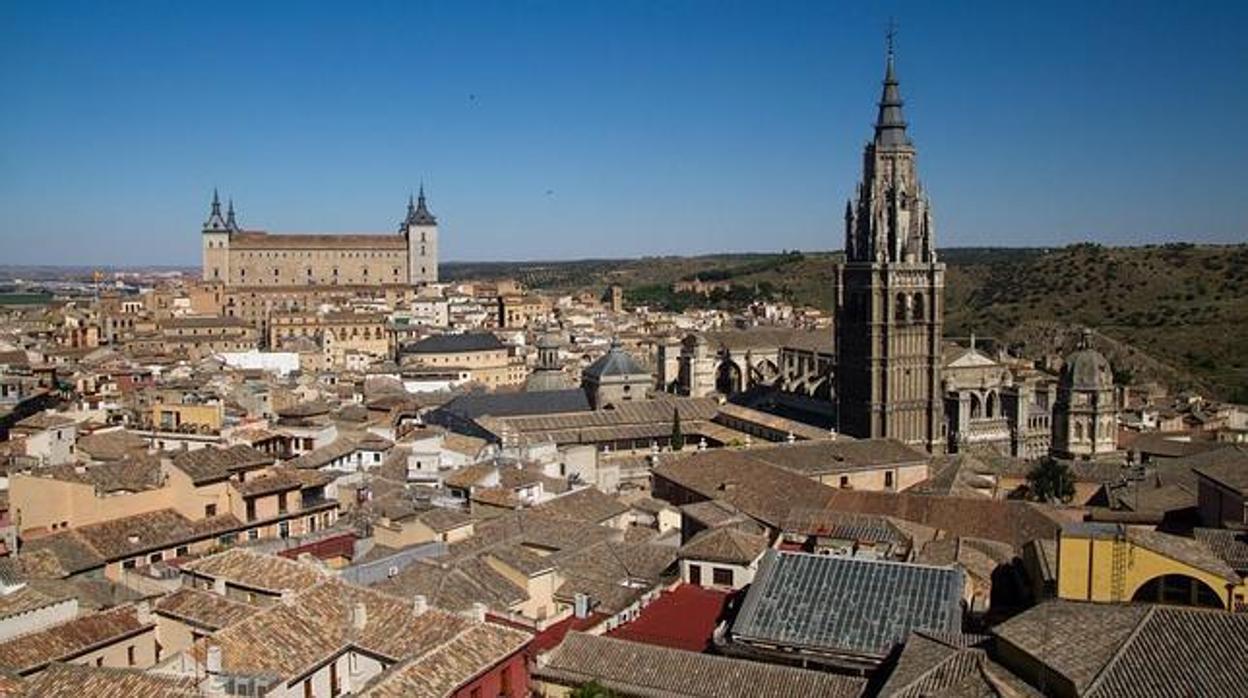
[181,548,325,594]
[1190,444,1248,493]
[230,232,408,250]
[537,632,865,698]
[678,527,769,565]
[233,465,335,497]
[193,579,473,682]
[358,622,531,697]
[0,605,150,675]
[994,601,1248,697]
[534,487,629,524]
[72,509,241,561]
[0,583,71,621]
[40,456,164,493]
[1192,527,1248,573]
[15,536,106,577]
[170,444,274,484]
[74,430,149,461]
[153,588,259,631]
[19,663,199,697]
[878,631,1038,698]
[373,558,527,613]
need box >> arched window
[1133,574,1224,609]
[986,391,997,419]
[970,393,983,419]
[1075,421,1084,441]
[913,293,925,322]
[896,293,910,323]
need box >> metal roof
[732,550,963,660]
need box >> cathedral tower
[836,37,945,452]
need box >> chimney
[412,594,428,616]
[136,600,153,625]
[352,601,368,630]
[573,593,589,619]
[203,644,224,696]
[465,601,487,623]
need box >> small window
[712,567,734,586]
[205,503,217,517]
[149,552,162,564]
[123,559,137,570]
[884,471,894,489]
[127,645,136,666]
[839,475,849,488]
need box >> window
[884,471,894,489]
[96,657,104,667]
[689,564,702,585]
[205,503,217,518]
[839,475,849,488]
[127,645,136,666]
[246,499,257,522]
[123,559,137,570]
[175,546,189,557]
[149,552,162,564]
[712,567,734,586]
[278,492,288,514]
[304,679,313,698]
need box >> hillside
[445,244,1248,400]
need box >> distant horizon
[1,239,1243,271]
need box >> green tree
[571,681,617,698]
[670,408,684,451]
[1026,458,1076,503]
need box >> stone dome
[1061,331,1113,391]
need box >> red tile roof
[606,584,735,653]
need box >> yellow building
[399,332,525,388]
[269,310,392,368]
[1056,522,1247,611]
[149,402,223,432]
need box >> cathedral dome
[1061,330,1113,391]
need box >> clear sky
[1,1,1245,266]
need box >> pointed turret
[226,199,240,232]
[410,184,437,226]
[203,188,228,232]
[874,36,910,148]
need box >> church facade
[201,188,439,288]
[835,42,945,453]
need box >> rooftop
[732,550,963,661]
[537,632,865,698]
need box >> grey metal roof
[732,550,963,659]
[874,49,911,148]
[438,389,590,420]
[403,186,437,227]
[402,332,504,354]
[582,340,648,380]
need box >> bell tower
[836,33,945,452]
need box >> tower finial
[226,198,238,230]
[874,18,908,147]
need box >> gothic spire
[203,188,228,231]
[874,27,910,148]
[226,199,239,231]
[411,184,437,226]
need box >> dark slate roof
[1062,334,1114,391]
[436,389,590,420]
[878,631,1039,698]
[874,48,910,148]
[1189,444,1248,493]
[994,601,1248,698]
[402,333,504,355]
[581,341,649,380]
[731,550,963,660]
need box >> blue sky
[1,1,1245,265]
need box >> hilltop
[444,244,1248,401]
